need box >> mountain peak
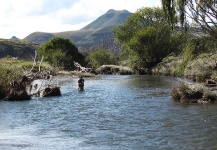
[10,36,20,41]
[81,9,132,30]
[107,9,130,13]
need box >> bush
[38,37,85,70]
[171,82,217,104]
[86,49,117,69]
[171,83,204,103]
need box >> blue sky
[0,0,161,39]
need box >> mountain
[24,32,55,44]
[0,39,38,60]
[82,9,131,30]
[10,36,20,41]
[23,9,132,50]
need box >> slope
[22,9,132,50]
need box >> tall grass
[0,58,54,99]
[171,83,217,103]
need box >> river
[0,75,217,150]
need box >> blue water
[1,75,217,150]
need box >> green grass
[0,58,53,85]
[0,58,51,69]
[0,58,55,99]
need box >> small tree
[86,49,117,68]
[37,37,85,70]
[113,7,173,69]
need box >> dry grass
[152,56,181,76]
[0,58,54,99]
[171,83,217,104]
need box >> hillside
[22,9,132,50]
[23,32,56,44]
[0,39,38,60]
[82,9,131,30]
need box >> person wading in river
[78,76,84,91]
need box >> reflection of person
[78,76,84,89]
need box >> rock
[41,87,61,97]
[5,90,31,101]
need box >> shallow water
[1,75,217,150]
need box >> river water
[1,75,217,150]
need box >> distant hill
[23,9,132,51]
[10,36,20,41]
[23,32,55,44]
[0,39,38,60]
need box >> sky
[0,0,161,39]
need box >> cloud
[0,0,161,39]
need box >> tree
[162,0,217,39]
[113,7,172,69]
[37,37,85,70]
[86,49,117,68]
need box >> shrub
[171,83,205,103]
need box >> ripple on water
[1,75,217,149]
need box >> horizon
[0,0,161,39]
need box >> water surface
[1,75,217,149]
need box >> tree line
[37,1,217,76]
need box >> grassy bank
[0,58,54,99]
[171,83,217,104]
[152,53,217,82]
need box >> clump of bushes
[152,56,181,76]
[0,65,22,99]
[96,65,133,75]
[171,83,217,103]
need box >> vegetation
[161,0,217,39]
[152,55,181,76]
[171,83,217,103]
[86,49,117,68]
[95,65,133,75]
[113,7,177,70]
[37,37,85,70]
[0,58,53,99]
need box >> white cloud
[0,0,161,39]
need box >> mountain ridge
[22,9,132,50]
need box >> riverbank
[152,54,217,104]
[171,81,217,104]
[2,55,217,103]
[0,58,55,100]
[152,54,217,82]
[57,70,101,79]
